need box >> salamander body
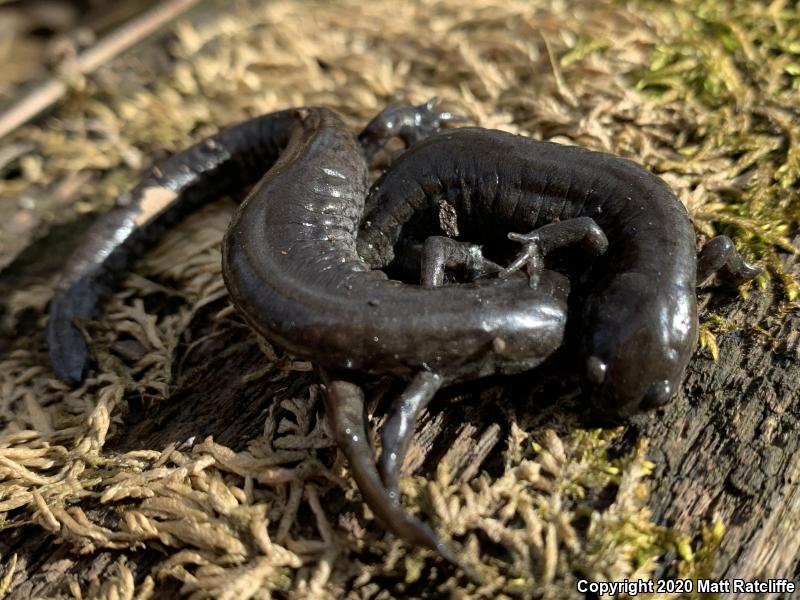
[221,109,570,384]
[359,128,702,418]
[46,103,759,571]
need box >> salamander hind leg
[420,236,502,287]
[499,216,609,288]
[318,369,469,574]
[377,371,443,500]
[697,235,763,285]
[357,97,468,160]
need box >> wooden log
[1,227,797,598]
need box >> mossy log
[2,0,800,597]
[1,219,797,597]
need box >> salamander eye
[586,356,607,385]
[641,380,673,409]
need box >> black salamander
[220,107,600,569]
[48,103,589,570]
[358,127,762,426]
[46,102,759,572]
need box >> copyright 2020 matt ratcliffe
[577,577,795,596]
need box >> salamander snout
[581,319,692,420]
[580,272,698,421]
[583,352,682,421]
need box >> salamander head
[581,274,698,420]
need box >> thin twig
[0,0,200,141]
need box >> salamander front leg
[499,216,608,288]
[318,369,466,572]
[357,97,468,160]
[377,371,443,500]
[420,236,502,287]
[697,235,762,285]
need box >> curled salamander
[222,106,612,568]
[48,102,588,568]
[47,101,760,572]
[358,127,762,420]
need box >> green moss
[392,424,729,595]
[635,0,800,301]
[560,36,611,67]
[675,518,727,599]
